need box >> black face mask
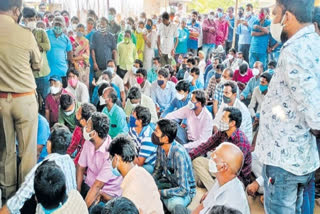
[239,11,244,17]
[182,64,187,70]
[192,18,196,23]
[17,10,22,24]
[239,69,247,75]
[151,133,164,146]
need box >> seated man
[151,68,176,114]
[124,87,158,123]
[136,68,152,97]
[147,57,160,83]
[161,80,190,118]
[77,112,122,208]
[123,59,143,90]
[108,135,164,214]
[65,68,89,103]
[37,113,50,162]
[176,56,188,81]
[166,90,213,150]
[128,106,157,173]
[66,103,96,165]
[222,48,246,72]
[190,107,252,190]
[152,119,196,213]
[213,81,253,143]
[189,67,204,92]
[45,75,71,127]
[34,161,88,214]
[1,124,76,214]
[58,94,80,132]
[102,197,139,214]
[233,63,253,86]
[191,143,250,214]
[206,66,222,104]
[101,87,129,138]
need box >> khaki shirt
[0,15,41,93]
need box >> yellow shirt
[0,15,41,93]
[117,41,137,70]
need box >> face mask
[176,92,185,101]
[209,158,218,174]
[107,67,114,74]
[53,26,63,35]
[125,24,132,31]
[245,11,252,17]
[108,15,114,21]
[136,28,143,34]
[151,132,164,146]
[215,72,222,80]
[220,77,227,84]
[228,55,234,60]
[50,86,61,95]
[223,95,231,104]
[182,64,187,70]
[157,80,164,86]
[152,19,157,25]
[64,107,75,116]
[132,66,138,74]
[177,58,183,64]
[218,120,229,132]
[218,12,223,18]
[259,84,268,93]
[83,127,94,141]
[99,27,107,33]
[187,100,197,110]
[27,21,37,30]
[252,68,260,76]
[192,18,196,23]
[136,77,144,85]
[259,13,265,21]
[239,11,244,17]
[111,157,121,177]
[99,96,106,105]
[208,15,214,20]
[188,75,194,82]
[124,37,130,44]
[129,115,137,128]
[68,78,78,88]
[267,69,274,75]
[146,24,152,30]
[76,31,83,37]
[72,23,77,30]
[270,15,286,43]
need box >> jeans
[249,52,267,69]
[162,195,191,213]
[175,123,188,145]
[35,75,50,101]
[263,164,314,214]
[238,44,250,63]
[143,164,154,174]
[202,44,216,61]
[302,173,315,214]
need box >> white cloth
[157,22,179,55]
[143,30,157,71]
[112,74,125,92]
[213,99,253,143]
[66,81,89,103]
[140,80,152,97]
[201,177,250,214]
[248,86,265,117]
[252,151,264,194]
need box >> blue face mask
[111,157,121,177]
[146,24,152,30]
[268,69,274,75]
[259,84,268,93]
[129,115,137,128]
[53,26,63,35]
[157,80,164,86]
[215,72,222,79]
[108,15,114,21]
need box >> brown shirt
[0,15,41,93]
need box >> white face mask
[64,107,75,116]
[27,21,37,30]
[107,67,114,74]
[132,66,138,74]
[99,96,106,105]
[270,15,286,43]
[50,86,61,94]
[208,15,214,20]
[252,68,260,76]
[217,120,229,132]
[188,75,194,82]
[220,77,227,85]
[208,158,218,174]
[176,92,185,101]
[72,23,78,30]
[83,127,94,141]
[228,55,234,60]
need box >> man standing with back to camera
[0,0,41,204]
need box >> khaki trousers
[192,157,215,191]
[0,94,38,201]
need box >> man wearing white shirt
[213,81,253,143]
[157,12,179,66]
[107,60,126,107]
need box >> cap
[49,75,62,82]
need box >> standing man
[0,0,41,202]
[187,11,201,55]
[256,0,320,213]
[202,11,216,60]
[46,16,73,86]
[215,8,229,47]
[157,12,179,66]
[108,8,121,41]
[226,7,238,53]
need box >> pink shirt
[214,20,229,46]
[233,69,254,84]
[78,136,122,197]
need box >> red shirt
[67,126,85,165]
[233,68,254,84]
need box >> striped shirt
[7,154,76,214]
[129,125,157,166]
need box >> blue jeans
[35,75,50,100]
[202,43,216,61]
[162,195,191,213]
[302,173,315,214]
[249,52,267,69]
[238,44,250,63]
[143,164,154,174]
[263,165,314,214]
[175,123,188,145]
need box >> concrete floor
[188,187,320,213]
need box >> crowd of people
[0,0,320,213]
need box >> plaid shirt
[206,76,219,100]
[213,80,240,109]
[189,129,252,187]
[153,141,196,199]
[66,126,85,165]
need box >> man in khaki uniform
[0,0,41,203]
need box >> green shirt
[58,101,80,132]
[102,104,129,138]
[117,31,137,45]
[117,41,137,70]
[147,68,158,83]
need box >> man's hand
[171,49,175,57]
[253,25,259,30]
[93,63,99,71]
[158,49,162,56]
[246,181,260,197]
[212,126,218,134]
[0,205,11,214]
[200,192,208,203]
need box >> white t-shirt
[157,22,179,55]
[112,73,125,92]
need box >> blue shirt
[240,76,260,99]
[151,81,176,111]
[269,35,282,52]
[204,64,213,83]
[204,69,215,89]
[161,94,191,118]
[86,30,96,69]
[102,104,129,138]
[187,22,200,50]
[189,79,204,92]
[250,19,271,54]
[46,30,72,77]
[37,114,50,162]
[226,16,235,42]
[176,28,189,54]
[237,15,257,45]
